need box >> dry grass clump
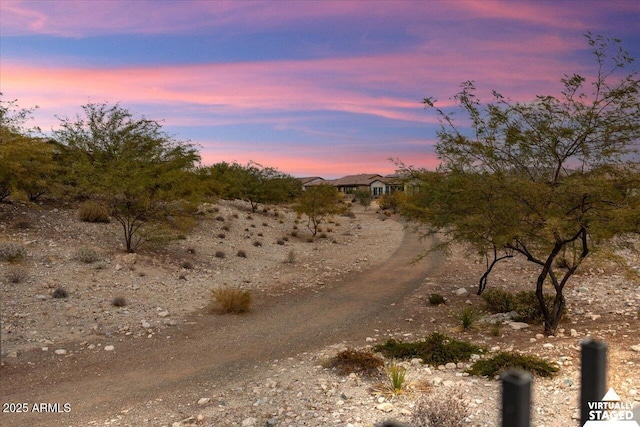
[75,247,101,264]
[181,260,194,269]
[324,349,384,377]
[77,200,110,223]
[12,219,32,229]
[209,286,252,314]
[215,250,226,258]
[284,249,297,264]
[5,266,28,284]
[411,388,470,427]
[236,249,247,258]
[0,241,26,262]
[253,240,262,247]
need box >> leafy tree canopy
[294,184,345,236]
[54,102,201,252]
[402,34,640,334]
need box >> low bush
[75,247,101,264]
[324,349,384,376]
[467,351,559,378]
[236,249,247,258]
[5,266,28,284]
[217,233,226,239]
[215,215,225,222]
[0,241,26,262]
[111,296,127,307]
[276,239,285,245]
[374,332,483,365]
[12,219,32,229]
[52,288,69,299]
[77,201,110,223]
[428,293,446,305]
[181,261,194,269]
[411,388,470,427]
[215,250,226,259]
[253,241,262,247]
[284,249,297,264]
[209,286,252,314]
[482,289,557,323]
[458,307,480,331]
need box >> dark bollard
[581,339,607,426]
[501,370,532,427]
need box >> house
[298,177,325,190]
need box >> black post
[581,339,607,426]
[501,370,531,427]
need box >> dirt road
[0,229,438,426]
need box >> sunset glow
[1,0,639,178]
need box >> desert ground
[0,198,639,427]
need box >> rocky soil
[1,199,639,427]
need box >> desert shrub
[262,222,268,227]
[236,249,247,258]
[251,224,256,228]
[282,236,289,242]
[94,261,107,270]
[77,201,110,223]
[0,241,26,262]
[253,241,262,247]
[52,288,69,299]
[276,239,285,245]
[12,219,32,229]
[458,307,480,331]
[246,215,253,220]
[291,230,298,237]
[467,351,559,378]
[215,215,225,222]
[482,289,556,323]
[232,213,239,219]
[222,225,230,232]
[257,232,263,237]
[186,247,196,254]
[181,261,194,269]
[411,388,470,427]
[285,249,297,264]
[209,286,252,314]
[211,206,220,212]
[428,293,446,305]
[215,250,226,259]
[324,349,384,376]
[75,247,101,264]
[374,332,483,365]
[111,296,127,307]
[319,232,328,239]
[217,233,226,239]
[5,266,28,284]
[306,237,314,243]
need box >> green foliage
[458,307,480,331]
[53,103,201,252]
[482,289,557,323]
[374,332,483,365]
[0,95,60,202]
[467,351,559,378]
[428,293,446,305]
[324,349,384,376]
[354,188,372,209]
[378,191,406,214]
[386,363,407,394]
[209,286,252,314]
[77,201,110,223]
[403,35,640,334]
[294,184,345,236]
[202,161,301,212]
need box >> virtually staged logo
[583,388,640,426]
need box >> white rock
[158,311,170,318]
[543,343,554,349]
[570,329,578,337]
[54,349,67,355]
[631,345,640,352]
[141,320,151,328]
[445,362,457,370]
[365,337,375,343]
[509,322,529,330]
[197,398,210,405]
[104,345,115,351]
[455,288,468,296]
[242,417,257,426]
[376,402,394,412]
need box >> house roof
[298,177,325,185]
[330,174,384,187]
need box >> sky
[1,0,639,178]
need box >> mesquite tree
[403,34,640,334]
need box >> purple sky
[1,0,639,178]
